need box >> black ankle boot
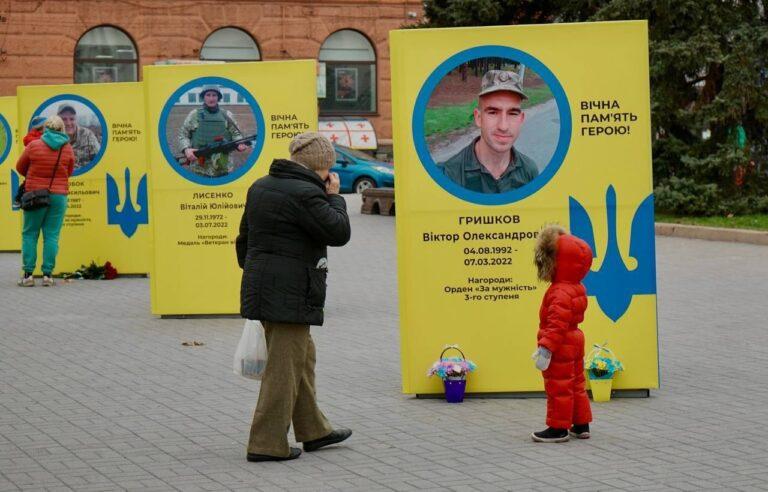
[531,427,569,443]
[569,423,590,439]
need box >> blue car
[333,144,394,193]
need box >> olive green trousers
[247,322,332,457]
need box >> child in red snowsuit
[531,225,593,442]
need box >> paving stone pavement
[2,194,768,491]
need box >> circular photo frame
[31,94,108,177]
[413,46,571,206]
[159,76,266,186]
[0,114,11,166]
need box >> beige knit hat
[289,132,335,171]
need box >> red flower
[104,261,118,280]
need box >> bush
[656,176,768,216]
[654,177,720,216]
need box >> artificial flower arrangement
[427,345,477,380]
[427,356,478,380]
[427,345,477,403]
[584,342,624,401]
[585,343,624,379]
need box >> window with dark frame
[74,25,138,84]
[200,27,261,62]
[319,30,377,115]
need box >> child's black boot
[569,423,590,439]
[531,427,569,443]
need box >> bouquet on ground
[64,260,119,280]
[427,345,477,381]
[585,342,624,380]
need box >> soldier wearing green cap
[438,69,539,193]
[177,84,248,177]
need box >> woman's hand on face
[326,172,340,195]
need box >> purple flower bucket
[443,378,466,403]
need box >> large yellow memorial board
[144,60,317,315]
[391,21,659,394]
[16,83,150,274]
[0,97,20,251]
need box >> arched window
[74,26,138,84]
[201,28,261,62]
[319,30,376,115]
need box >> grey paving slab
[1,194,768,490]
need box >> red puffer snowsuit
[535,228,593,429]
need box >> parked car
[332,144,394,193]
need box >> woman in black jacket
[236,132,352,462]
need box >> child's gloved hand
[531,346,552,371]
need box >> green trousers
[248,322,332,457]
[21,194,68,275]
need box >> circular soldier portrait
[0,114,10,166]
[413,46,571,205]
[159,77,265,186]
[31,95,108,176]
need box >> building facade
[0,0,424,144]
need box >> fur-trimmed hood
[535,225,593,283]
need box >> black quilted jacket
[236,159,351,325]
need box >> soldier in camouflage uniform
[178,85,248,177]
[57,104,101,171]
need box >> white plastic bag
[233,320,268,380]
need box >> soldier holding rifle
[178,84,251,177]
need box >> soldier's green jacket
[177,106,244,177]
[437,137,539,193]
[70,126,101,170]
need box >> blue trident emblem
[106,168,148,238]
[568,186,657,322]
